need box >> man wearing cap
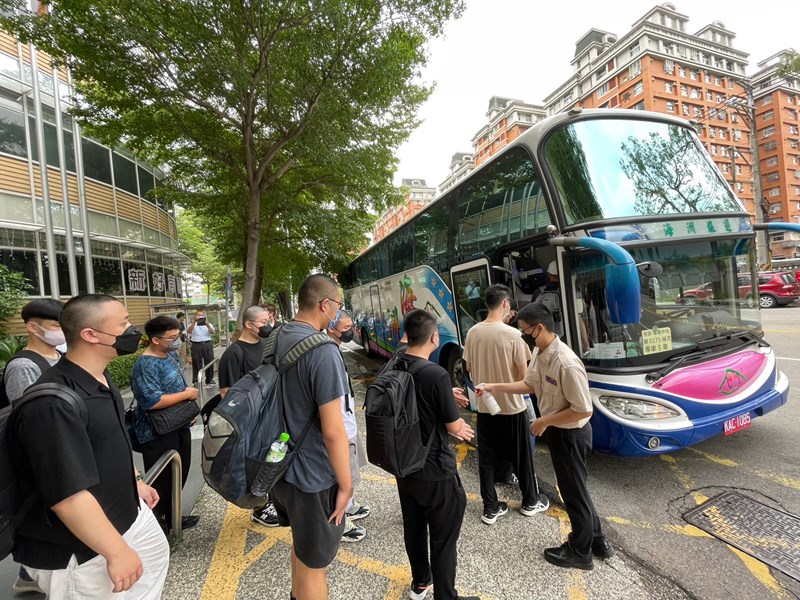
[532,261,589,350]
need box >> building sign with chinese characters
[123,262,149,296]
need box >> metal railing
[196,356,220,410]
[143,449,183,543]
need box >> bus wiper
[645,346,711,384]
[721,329,768,347]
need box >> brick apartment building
[543,2,800,261]
[372,178,436,243]
[472,96,546,166]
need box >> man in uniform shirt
[479,302,613,570]
[187,310,216,385]
[218,305,279,528]
[463,284,548,525]
[9,294,169,598]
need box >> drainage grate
[682,491,800,581]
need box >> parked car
[756,271,800,308]
[678,272,800,308]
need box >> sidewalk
[4,345,693,599]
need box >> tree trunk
[251,262,264,307]
[238,186,262,329]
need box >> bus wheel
[446,347,465,389]
[361,328,375,357]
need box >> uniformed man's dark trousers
[545,423,604,557]
[191,340,214,384]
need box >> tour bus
[340,108,793,456]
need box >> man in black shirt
[218,304,278,528]
[397,309,478,600]
[9,294,169,599]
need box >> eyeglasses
[319,298,343,308]
[155,335,180,342]
[519,323,538,335]
[248,320,269,326]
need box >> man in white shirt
[186,310,216,386]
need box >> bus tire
[444,345,465,389]
[361,328,376,357]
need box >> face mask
[168,338,183,351]
[95,325,142,356]
[323,301,341,329]
[257,324,273,338]
[522,325,539,349]
[339,328,354,344]
[34,324,66,347]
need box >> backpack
[0,383,87,560]
[201,327,334,508]
[364,355,436,478]
[0,350,55,410]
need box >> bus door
[450,258,492,346]
[369,284,386,357]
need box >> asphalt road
[347,307,800,600]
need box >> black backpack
[201,328,334,508]
[0,383,88,560]
[0,351,54,409]
[364,355,436,478]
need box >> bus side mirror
[606,262,640,324]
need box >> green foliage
[2,0,464,310]
[0,334,26,369]
[0,263,30,333]
[105,349,144,390]
[176,209,228,303]
[777,52,800,77]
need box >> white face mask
[34,324,66,348]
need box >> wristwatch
[136,470,145,481]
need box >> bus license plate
[724,413,751,435]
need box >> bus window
[451,265,491,343]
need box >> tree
[4,0,464,317]
[777,52,800,77]
[0,263,29,333]
[176,210,227,305]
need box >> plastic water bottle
[266,432,290,463]
[477,384,502,415]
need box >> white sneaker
[346,503,371,521]
[341,517,366,542]
[520,493,550,516]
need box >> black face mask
[96,325,142,356]
[257,324,273,338]
[339,328,354,344]
[522,333,536,349]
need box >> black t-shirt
[10,357,140,569]
[218,339,266,389]
[399,354,460,481]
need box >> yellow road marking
[687,447,800,491]
[763,329,800,334]
[551,499,588,600]
[659,454,787,596]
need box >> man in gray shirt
[268,274,352,600]
[1,298,63,595]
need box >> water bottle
[477,383,502,415]
[266,432,290,463]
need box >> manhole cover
[682,491,800,581]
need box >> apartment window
[680,85,688,96]
[765,140,778,151]
[630,59,642,77]
[665,100,675,112]
[719,129,727,139]
[711,145,717,155]
[762,96,773,105]
[597,82,608,97]
[633,81,643,96]
[690,88,700,99]
[630,42,640,57]
[763,126,775,138]
[709,127,716,138]
[766,156,779,167]
[762,110,774,120]
[679,67,686,77]
[632,100,645,111]
[664,59,674,74]
[706,91,713,101]
[791,125,799,135]
[715,76,721,86]
[693,106,702,117]
[732,113,739,123]
[768,188,780,197]
[682,104,690,116]
[793,156,799,165]
[721,164,729,173]
[705,73,711,83]
[736,182,744,192]
[665,81,673,93]
[733,130,742,141]
[690,70,697,80]
[718,110,727,121]
[767,172,780,182]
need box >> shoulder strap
[261,324,283,364]
[277,332,333,374]
[6,350,53,377]
[15,383,89,426]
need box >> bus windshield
[544,119,743,223]
[571,237,761,368]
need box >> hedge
[106,349,144,389]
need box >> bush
[0,264,29,334]
[106,350,144,389]
[0,334,27,369]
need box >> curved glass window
[544,118,742,224]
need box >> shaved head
[298,274,339,311]
[60,294,124,345]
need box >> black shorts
[270,479,345,569]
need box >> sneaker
[206,379,217,386]
[480,501,509,525]
[251,503,280,527]
[505,473,519,485]
[409,580,433,600]
[341,518,366,542]
[346,503,371,521]
[520,493,550,516]
[12,576,44,594]
[592,537,615,559]
[544,541,593,570]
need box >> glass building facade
[0,28,187,332]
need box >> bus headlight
[598,396,680,420]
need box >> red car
[677,272,800,308]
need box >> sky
[394,0,798,189]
